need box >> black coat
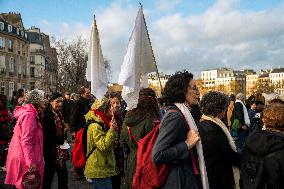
[42,106,65,162]
[198,120,242,189]
[62,99,74,124]
[70,97,91,133]
[152,106,202,189]
[243,130,284,188]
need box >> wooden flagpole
[139,3,163,94]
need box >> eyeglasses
[189,86,199,91]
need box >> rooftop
[271,68,284,73]
[0,12,24,29]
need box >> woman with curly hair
[120,88,160,189]
[152,70,208,189]
[198,91,242,189]
[241,103,284,188]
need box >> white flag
[118,6,156,110]
[86,17,108,101]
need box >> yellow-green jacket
[84,110,119,178]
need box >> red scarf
[52,110,64,137]
[92,109,111,129]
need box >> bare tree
[52,36,113,93]
[53,36,88,92]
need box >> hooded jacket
[120,112,156,189]
[243,130,284,188]
[84,110,118,179]
[5,104,44,189]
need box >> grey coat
[152,106,202,189]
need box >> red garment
[0,108,11,123]
[52,110,64,138]
[91,109,111,129]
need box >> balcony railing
[30,49,45,54]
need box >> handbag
[55,145,70,169]
[22,171,41,189]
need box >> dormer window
[25,33,27,38]
[21,31,24,37]
[8,25,12,32]
[17,28,19,35]
[0,22,4,31]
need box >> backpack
[241,149,283,189]
[71,120,104,169]
[131,120,166,189]
[131,109,196,189]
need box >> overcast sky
[1,0,284,80]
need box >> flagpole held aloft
[118,4,158,110]
[140,5,163,94]
[86,16,108,101]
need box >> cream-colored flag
[86,16,108,101]
[118,5,156,110]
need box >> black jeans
[111,175,121,189]
[42,160,68,189]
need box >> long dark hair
[128,88,159,119]
[97,92,122,114]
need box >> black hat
[49,92,63,102]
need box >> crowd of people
[0,70,283,189]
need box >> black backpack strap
[86,145,96,160]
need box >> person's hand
[110,116,117,131]
[242,125,248,130]
[71,132,76,139]
[28,164,37,173]
[186,130,200,149]
[64,123,70,130]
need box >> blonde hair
[263,104,284,131]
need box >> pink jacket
[5,104,44,189]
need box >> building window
[22,44,25,55]
[0,37,4,49]
[8,82,14,98]
[8,40,13,52]
[0,55,5,72]
[0,82,5,95]
[25,33,27,39]
[18,59,22,74]
[0,22,4,31]
[9,57,14,73]
[30,67,35,77]
[21,31,24,37]
[8,25,12,32]
[30,82,35,90]
[30,56,35,64]
[16,28,20,35]
[22,65,26,76]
